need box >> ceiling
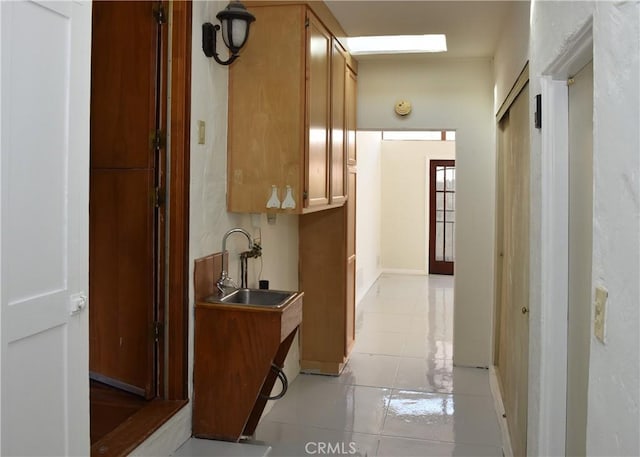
[325,1,514,59]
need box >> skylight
[345,34,447,55]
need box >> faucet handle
[216,271,238,295]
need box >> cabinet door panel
[227,5,306,213]
[305,13,330,208]
[346,256,356,356]
[330,40,346,204]
[346,68,357,165]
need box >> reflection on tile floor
[254,274,503,457]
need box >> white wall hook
[266,185,281,208]
[281,185,296,209]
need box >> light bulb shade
[216,1,255,54]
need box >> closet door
[495,83,530,457]
[1,1,92,454]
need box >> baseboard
[355,269,382,306]
[489,366,513,457]
[300,359,346,376]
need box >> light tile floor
[253,274,503,457]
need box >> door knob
[70,293,88,315]
[521,306,529,315]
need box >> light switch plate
[197,120,206,144]
[594,286,608,343]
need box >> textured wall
[493,1,530,112]
[528,1,640,455]
[380,140,455,273]
[355,131,383,305]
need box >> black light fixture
[202,1,256,66]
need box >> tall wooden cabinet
[299,55,358,375]
[227,1,358,375]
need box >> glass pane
[436,167,445,191]
[445,130,456,141]
[436,210,445,222]
[445,167,455,191]
[445,222,455,261]
[446,210,455,222]
[436,192,444,210]
[435,223,444,261]
[445,192,455,210]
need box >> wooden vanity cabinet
[227,2,354,214]
[192,252,304,442]
[193,300,302,441]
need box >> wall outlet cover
[594,286,608,344]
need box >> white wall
[528,1,640,456]
[493,1,530,112]
[132,2,300,454]
[0,2,4,452]
[355,131,382,305]
[380,140,455,274]
[358,57,495,367]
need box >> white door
[566,60,594,457]
[1,1,92,455]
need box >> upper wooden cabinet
[227,2,356,213]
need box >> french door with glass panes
[429,160,455,275]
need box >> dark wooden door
[89,1,166,399]
[429,160,455,275]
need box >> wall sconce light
[202,1,255,66]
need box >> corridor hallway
[254,274,503,456]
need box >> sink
[205,288,297,308]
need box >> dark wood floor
[90,380,148,444]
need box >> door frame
[88,1,191,453]
[532,19,593,457]
[165,0,191,402]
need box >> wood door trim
[90,399,188,457]
[166,0,191,401]
[496,62,529,122]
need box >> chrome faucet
[217,228,253,294]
